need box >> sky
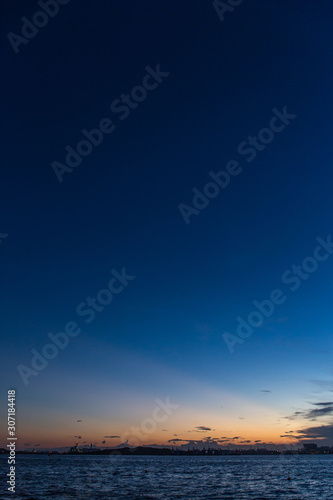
[1,0,333,451]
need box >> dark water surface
[1,454,333,499]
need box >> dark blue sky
[2,0,333,448]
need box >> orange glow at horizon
[16,404,308,449]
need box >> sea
[1,454,333,499]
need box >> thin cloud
[296,424,333,441]
[276,317,288,323]
[284,411,305,420]
[309,380,333,392]
[306,406,333,419]
[286,402,333,421]
[195,324,212,334]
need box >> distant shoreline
[1,446,333,456]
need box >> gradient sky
[1,0,333,450]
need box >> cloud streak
[195,426,212,431]
[285,402,333,422]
